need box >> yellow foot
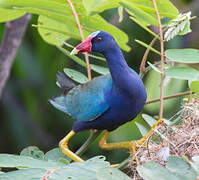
[59,130,84,162]
[110,164,120,168]
[99,119,163,154]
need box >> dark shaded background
[0,0,198,163]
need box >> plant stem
[145,91,194,104]
[139,36,158,74]
[67,0,92,80]
[152,0,165,120]
[76,130,102,156]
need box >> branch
[139,36,158,74]
[0,14,31,98]
[152,0,165,120]
[145,91,194,104]
[67,0,92,80]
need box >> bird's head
[70,31,115,55]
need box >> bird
[49,31,161,162]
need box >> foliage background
[0,0,198,164]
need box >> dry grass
[128,97,199,179]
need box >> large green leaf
[166,156,197,180]
[0,0,130,51]
[0,168,47,180]
[165,49,199,64]
[78,14,130,51]
[0,0,72,16]
[120,0,158,26]
[37,15,79,46]
[96,167,132,180]
[130,0,178,18]
[82,0,120,14]
[137,162,178,180]
[0,155,113,180]
[137,156,197,180]
[120,0,178,26]
[0,8,25,22]
[0,154,65,169]
[165,67,199,80]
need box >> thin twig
[139,36,158,74]
[152,0,165,120]
[67,0,92,80]
[145,91,194,104]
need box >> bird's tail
[48,71,75,114]
[56,71,76,92]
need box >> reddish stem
[152,0,165,120]
[67,0,92,80]
[145,91,194,104]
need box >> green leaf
[63,68,88,84]
[135,121,148,136]
[96,167,131,180]
[20,146,44,160]
[0,154,65,169]
[0,8,25,22]
[137,162,178,180]
[165,49,199,64]
[37,15,79,46]
[57,47,108,74]
[0,168,47,180]
[123,0,178,19]
[44,148,70,164]
[0,0,72,16]
[142,114,157,127]
[190,81,199,93]
[90,64,109,75]
[165,67,199,80]
[78,14,130,51]
[166,156,197,180]
[82,0,120,14]
[0,0,130,51]
[0,155,112,180]
[121,0,178,26]
[120,0,158,26]
[135,39,161,55]
[137,156,197,180]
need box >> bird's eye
[95,37,102,42]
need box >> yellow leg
[136,119,163,146]
[99,131,135,152]
[99,119,163,153]
[59,130,84,162]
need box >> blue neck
[103,42,146,102]
[104,44,130,84]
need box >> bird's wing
[65,74,112,122]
